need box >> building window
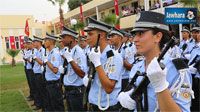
[5,37,9,49]
[109,9,115,14]
[91,15,97,20]
[15,36,20,49]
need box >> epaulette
[123,45,127,50]
[129,43,133,47]
[172,58,189,70]
[106,50,114,58]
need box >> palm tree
[101,14,120,27]
[7,49,20,67]
[68,0,91,11]
[48,0,66,29]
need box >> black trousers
[34,73,47,109]
[64,85,84,111]
[46,81,64,111]
[24,68,33,97]
[89,103,120,111]
[26,69,36,100]
[191,77,200,111]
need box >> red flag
[10,36,16,49]
[80,3,85,36]
[24,19,30,36]
[19,35,24,49]
[114,0,120,29]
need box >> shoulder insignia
[106,50,114,58]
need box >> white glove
[23,55,28,60]
[64,50,73,62]
[41,66,44,72]
[185,54,191,60]
[58,66,64,74]
[147,57,169,93]
[189,64,197,74]
[60,51,64,56]
[83,75,89,87]
[32,54,36,59]
[43,56,48,63]
[29,58,32,62]
[117,89,136,110]
[88,47,101,68]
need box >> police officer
[58,37,67,86]
[180,27,194,60]
[121,31,139,91]
[108,27,130,91]
[32,36,46,110]
[79,36,90,55]
[188,26,200,111]
[22,38,34,101]
[43,33,64,111]
[60,26,87,111]
[23,38,37,105]
[79,36,90,73]
[84,17,123,111]
[117,11,192,111]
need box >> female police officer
[117,11,192,112]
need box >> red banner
[114,0,119,16]
[10,36,16,49]
[24,19,30,36]
[19,35,24,49]
[80,3,85,36]
[114,0,120,29]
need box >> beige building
[51,0,180,34]
[0,15,50,65]
[1,0,198,65]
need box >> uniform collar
[189,38,193,43]
[101,45,111,59]
[38,46,43,52]
[71,44,78,52]
[49,47,56,54]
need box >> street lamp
[70,19,77,30]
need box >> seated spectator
[155,2,160,8]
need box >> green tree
[179,0,198,7]
[48,0,66,28]
[179,0,200,22]
[101,14,120,27]
[6,49,20,67]
[68,0,91,11]
[69,20,84,31]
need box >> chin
[136,50,144,55]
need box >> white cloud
[0,0,69,21]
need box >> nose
[133,34,140,43]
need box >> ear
[99,32,104,39]
[154,32,163,43]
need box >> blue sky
[0,0,69,21]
